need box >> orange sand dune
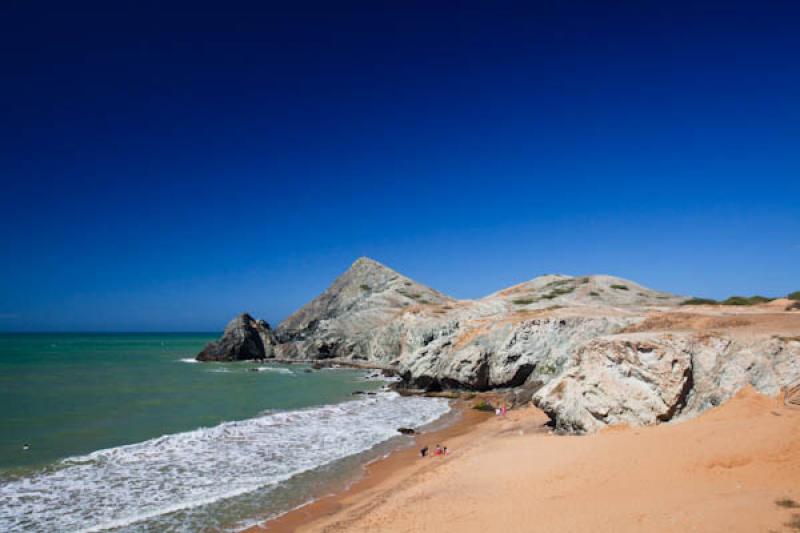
[279,387,800,533]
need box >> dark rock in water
[196,313,277,362]
[352,390,366,395]
[303,368,313,373]
[311,362,325,370]
[397,427,416,435]
[248,368,260,372]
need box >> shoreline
[242,401,495,532]
[245,387,800,532]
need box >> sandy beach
[249,386,800,532]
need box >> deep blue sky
[1,1,798,331]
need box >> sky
[1,1,798,332]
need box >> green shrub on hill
[610,284,629,290]
[722,295,773,306]
[542,286,575,299]
[681,297,719,305]
[788,291,800,301]
[683,295,775,306]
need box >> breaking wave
[0,392,449,532]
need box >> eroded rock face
[196,313,276,361]
[393,315,632,392]
[533,333,800,433]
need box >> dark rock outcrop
[196,313,276,362]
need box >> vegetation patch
[721,295,773,306]
[513,297,536,305]
[545,278,573,288]
[787,291,800,300]
[589,291,600,296]
[541,286,576,300]
[777,498,800,509]
[472,400,495,412]
[398,289,423,300]
[610,284,629,290]
[359,284,371,291]
[682,297,718,305]
[538,362,558,375]
[683,294,777,306]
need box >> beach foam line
[178,357,199,363]
[252,366,294,375]
[0,392,450,532]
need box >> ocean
[0,333,450,532]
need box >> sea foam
[0,392,449,532]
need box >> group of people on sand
[419,444,448,458]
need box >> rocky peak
[275,257,453,344]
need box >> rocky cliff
[197,257,800,433]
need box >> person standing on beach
[420,446,428,458]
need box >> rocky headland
[198,257,800,433]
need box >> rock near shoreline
[197,257,800,433]
[197,313,276,362]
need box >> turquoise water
[0,333,381,472]
[0,333,450,532]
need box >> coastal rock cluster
[197,257,800,433]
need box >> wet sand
[244,402,494,532]
[247,387,800,532]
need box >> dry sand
[250,386,800,533]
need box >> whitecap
[252,367,294,375]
